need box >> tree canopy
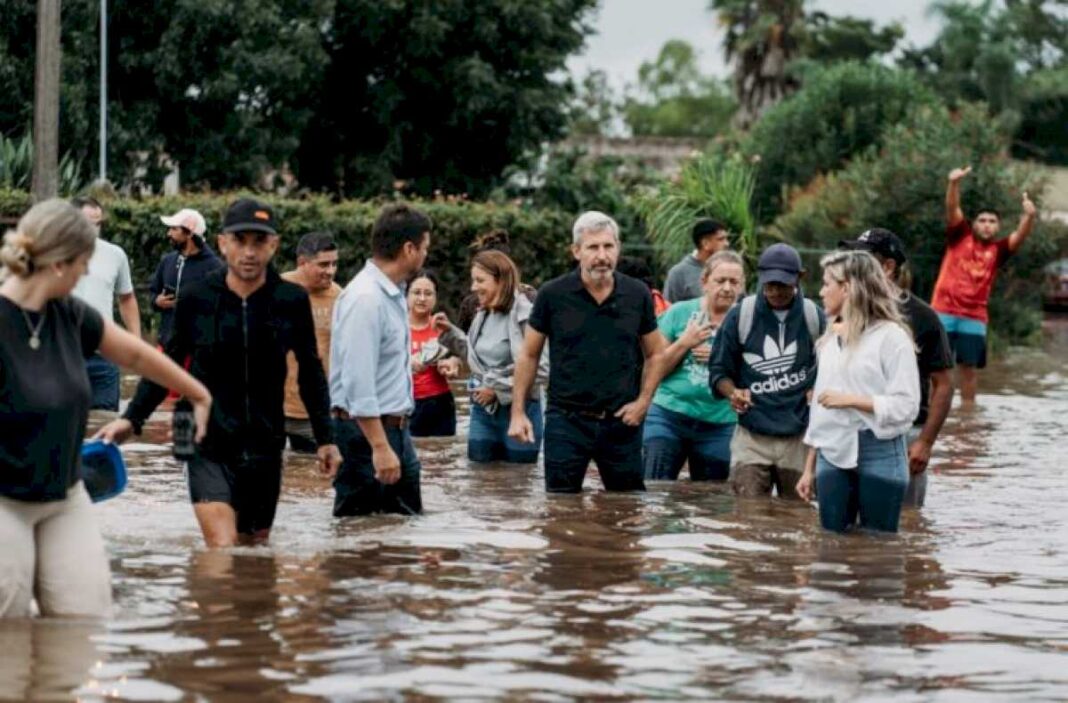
[0,0,596,195]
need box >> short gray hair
[572,210,620,245]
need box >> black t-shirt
[901,292,953,426]
[0,295,104,501]
[529,270,658,411]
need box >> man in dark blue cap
[708,243,825,499]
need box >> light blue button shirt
[330,260,414,417]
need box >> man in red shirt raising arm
[930,166,1036,408]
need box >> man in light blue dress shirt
[330,204,431,515]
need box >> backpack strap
[738,295,756,345]
[802,298,820,341]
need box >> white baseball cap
[160,208,207,236]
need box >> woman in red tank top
[408,271,460,436]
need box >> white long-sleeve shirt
[804,321,920,468]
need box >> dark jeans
[816,430,909,533]
[469,399,542,464]
[543,406,645,493]
[410,392,457,437]
[333,418,423,516]
[85,354,120,411]
[642,404,733,481]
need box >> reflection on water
[4,316,1068,701]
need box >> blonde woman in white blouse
[796,250,920,533]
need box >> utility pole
[99,0,107,182]
[32,0,62,201]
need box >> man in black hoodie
[708,243,825,499]
[98,199,341,546]
[149,208,224,346]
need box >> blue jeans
[469,399,542,464]
[816,430,909,533]
[332,419,422,516]
[85,354,120,411]
[543,406,645,493]
[642,404,733,481]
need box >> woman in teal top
[644,250,745,480]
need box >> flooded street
[4,317,1068,702]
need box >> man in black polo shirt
[839,228,954,508]
[509,211,667,493]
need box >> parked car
[1043,258,1068,310]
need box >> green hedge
[0,189,577,335]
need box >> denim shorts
[938,313,987,368]
[543,406,645,493]
[642,404,733,481]
[816,430,909,533]
[469,399,542,464]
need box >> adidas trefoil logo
[743,335,797,376]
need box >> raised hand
[948,166,972,182]
[1022,191,1036,217]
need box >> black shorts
[187,453,284,534]
[409,392,457,437]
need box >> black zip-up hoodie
[707,292,825,437]
[148,244,224,345]
[125,267,333,459]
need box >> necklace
[20,307,45,350]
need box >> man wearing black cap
[663,219,731,303]
[708,243,825,499]
[840,228,954,508]
[98,198,341,546]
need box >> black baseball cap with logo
[839,228,906,264]
[222,198,277,235]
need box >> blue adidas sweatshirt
[708,293,825,437]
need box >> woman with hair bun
[0,199,211,618]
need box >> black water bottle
[172,398,197,460]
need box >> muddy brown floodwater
[2,316,1067,702]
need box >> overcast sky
[568,0,941,89]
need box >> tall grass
[639,152,757,270]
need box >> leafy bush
[741,61,937,220]
[0,189,576,335]
[639,152,757,270]
[770,102,1059,345]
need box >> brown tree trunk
[32,0,62,201]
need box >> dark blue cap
[757,243,802,286]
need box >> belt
[331,408,408,429]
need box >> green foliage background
[0,189,575,337]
